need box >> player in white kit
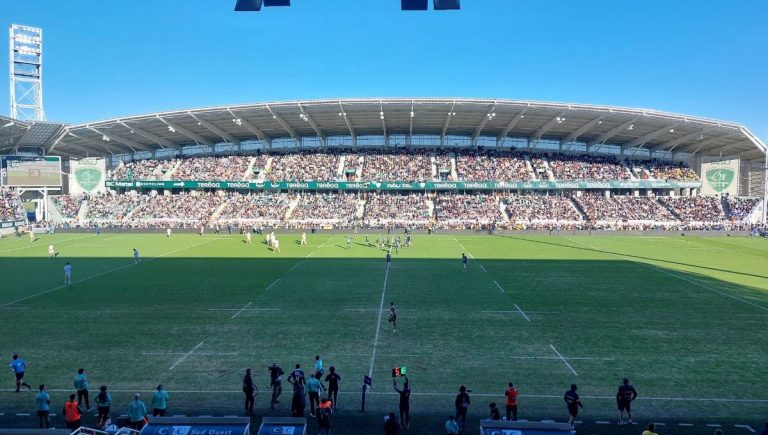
[272,238,281,254]
[48,244,55,258]
[166,228,172,238]
[246,231,252,245]
[301,232,307,246]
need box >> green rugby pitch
[0,231,767,434]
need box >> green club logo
[75,167,102,192]
[705,167,735,193]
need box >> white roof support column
[561,115,605,150]
[157,116,215,148]
[529,112,567,148]
[497,106,529,147]
[379,100,387,145]
[189,113,241,146]
[266,105,301,146]
[586,118,637,150]
[118,122,178,150]
[408,100,415,146]
[440,100,456,146]
[67,132,118,155]
[338,101,357,147]
[227,109,271,147]
[623,123,682,150]
[88,127,153,152]
[472,102,496,147]
[652,128,715,152]
[47,129,69,153]
[298,103,325,146]
[57,141,94,156]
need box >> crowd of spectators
[129,193,224,226]
[434,152,453,180]
[434,194,503,223]
[658,196,725,222]
[267,152,341,182]
[173,156,251,181]
[642,159,698,181]
[362,152,432,181]
[363,193,431,225]
[110,159,177,181]
[457,150,533,181]
[574,194,677,221]
[289,193,360,225]
[503,195,582,222]
[725,197,759,220]
[547,153,631,181]
[0,187,25,221]
[53,194,85,219]
[86,193,144,222]
[217,192,291,225]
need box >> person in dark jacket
[384,412,401,435]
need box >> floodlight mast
[9,25,44,122]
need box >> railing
[70,427,140,435]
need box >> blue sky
[2,0,767,141]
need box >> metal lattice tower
[9,24,44,121]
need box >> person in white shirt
[166,228,172,238]
[300,232,307,246]
[48,244,55,258]
[246,231,252,245]
[272,238,280,254]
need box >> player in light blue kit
[64,262,73,285]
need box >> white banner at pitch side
[700,156,739,195]
[69,157,107,194]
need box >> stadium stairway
[524,154,538,180]
[284,195,300,220]
[76,199,89,222]
[356,198,366,219]
[622,159,637,179]
[748,199,764,223]
[164,160,182,180]
[570,196,590,221]
[430,156,437,180]
[450,154,458,181]
[46,195,67,225]
[336,155,346,180]
[209,201,229,223]
[541,157,556,181]
[499,201,511,222]
[242,156,258,180]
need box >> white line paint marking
[230,301,253,319]
[678,423,694,426]
[453,237,474,258]
[289,262,301,272]
[306,251,315,257]
[169,341,204,370]
[595,421,609,424]
[0,307,30,310]
[549,344,578,376]
[367,263,391,382]
[326,353,369,357]
[514,304,531,322]
[567,237,768,313]
[208,308,280,312]
[478,264,487,273]
[735,425,756,433]
[0,238,215,309]
[493,280,506,293]
[15,413,30,416]
[510,356,614,361]
[265,278,281,291]
[144,352,237,356]
[707,424,722,427]
[481,310,517,313]
[540,419,555,423]
[0,234,94,254]
[654,422,666,426]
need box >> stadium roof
[9,99,768,160]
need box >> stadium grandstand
[2,99,765,232]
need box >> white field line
[306,237,331,257]
[143,352,238,356]
[0,234,95,254]
[566,237,768,314]
[514,304,531,322]
[0,238,216,309]
[510,356,614,361]
[4,388,765,404]
[735,425,756,433]
[482,310,559,314]
[453,236,474,258]
[706,424,722,427]
[169,341,204,370]
[493,280,506,293]
[289,262,301,272]
[265,278,281,291]
[478,264,487,273]
[230,301,253,319]
[367,263,391,382]
[207,308,280,312]
[549,344,578,376]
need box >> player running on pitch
[301,232,307,246]
[462,253,468,272]
[166,228,172,238]
[388,302,398,333]
[272,238,281,254]
[64,262,73,285]
[9,354,32,392]
[564,384,583,430]
[48,244,55,258]
[616,378,638,425]
[346,235,352,249]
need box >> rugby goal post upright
[9,24,45,122]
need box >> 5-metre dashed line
[169,341,204,370]
[566,237,768,313]
[0,238,216,309]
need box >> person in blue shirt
[127,393,147,430]
[74,368,90,411]
[151,384,169,416]
[35,384,50,428]
[9,354,31,392]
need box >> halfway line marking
[368,263,391,383]
[169,341,204,370]
[549,344,578,376]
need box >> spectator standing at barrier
[35,384,50,429]
[488,402,501,420]
[95,385,112,430]
[63,393,82,430]
[243,368,255,415]
[9,354,32,392]
[291,382,306,417]
[445,414,459,434]
[268,362,284,409]
[325,366,341,411]
[152,384,169,416]
[761,422,768,435]
[642,422,658,435]
[74,368,90,411]
[384,411,401,435]
[307,372,325,417]
[394,376,411,429]
[616,377,638,425]
[127,393,148,430]
[564,384,582,430]
[504,382,519,421]
[455,385,471,433]
[317,398,332,435]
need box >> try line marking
[0,238,216,309]
[367,262,391,383]
[549,344,578,376]
[169,341,204,370]
[566,237,768,314]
